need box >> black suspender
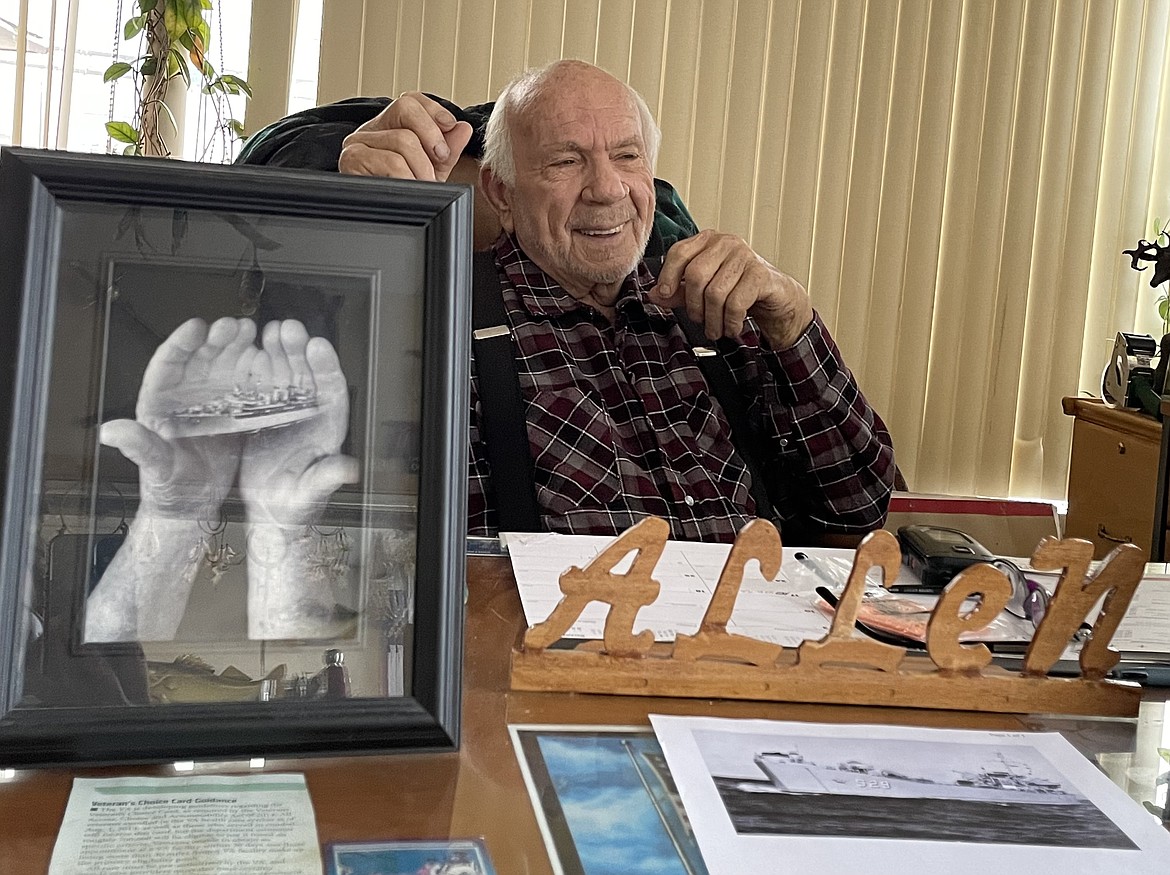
[470,251,775,532]
[470,251,542,532]
[669,313,777,522]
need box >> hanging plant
[103,0,251,159]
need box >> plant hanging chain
[196,3,232,162]
[103,0,251,160]
[106,0,123,154]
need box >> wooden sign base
[509,519,1144,717]
[511,649,1138,716]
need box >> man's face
[491,70,655,297]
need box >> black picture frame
[0,148,471,767]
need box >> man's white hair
[481,60,661,187]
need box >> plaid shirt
[468,234,895,543]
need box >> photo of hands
[34,203,424,664]
[85,315,362,644]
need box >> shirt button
[779,438,789,448]
[684,495,695,507]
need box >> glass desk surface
[1,556,1168,875]
[1024,697,1170,825]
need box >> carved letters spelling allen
[509,518,1147,716]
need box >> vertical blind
[2,0,73,150]
[261,1,1170,502]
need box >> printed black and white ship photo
[691,729,1137,849]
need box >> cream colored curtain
[247,0,1170,504]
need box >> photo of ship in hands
[694,730,1136,848]
[169,382,321,438]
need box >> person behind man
[333,60,895,544]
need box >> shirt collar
[492,232,675,323]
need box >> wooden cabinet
[1062,397,1161,560]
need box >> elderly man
[334,60,895,544]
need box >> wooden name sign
[509,518,1146,716]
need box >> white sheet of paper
[506,532,921,648]
[1112,580,1170,652]
[509,533,867,648]
[48,773,321,875]
[650,714,1170,875]
[1009,558,1170,654]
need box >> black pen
[794,551,844,589]
[1109,665,1170,686]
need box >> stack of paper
[511,717,1170,875]
[506,532,1027,649]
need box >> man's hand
[339,92,474,181]
[238,320,359,528]
[100,317,256,520]
[650,230,814,349]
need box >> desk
[1,556,1166,872]
[1154,395,1170,562]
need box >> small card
[326,838,496,875]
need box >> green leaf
[139,0,159,12]
[183,0,206,32]
[221,74,252,98]
[168,47,191,86]
[228,119,246,139]
[123,143,139,156]
[124,14,146,41]
[200,0,212,9]
[103,62,133,83]
[163,1,182,40]
[105,121,140,144]
[1157,296,1169,324]
[1158,747,1170,765]
[158,98,179,133]
[140,55,159,76]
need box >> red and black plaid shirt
[468,234,895,542]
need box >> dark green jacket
[236,95,699,256]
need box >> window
[287,0,322,116]
[1,0,253,162]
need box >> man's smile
[574,221,628,238]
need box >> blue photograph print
[512,726,709,875]
[328,838,495,875]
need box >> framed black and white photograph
[0,148,471,766]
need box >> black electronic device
[895,524,995,592]
[1101,331,1159,408]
